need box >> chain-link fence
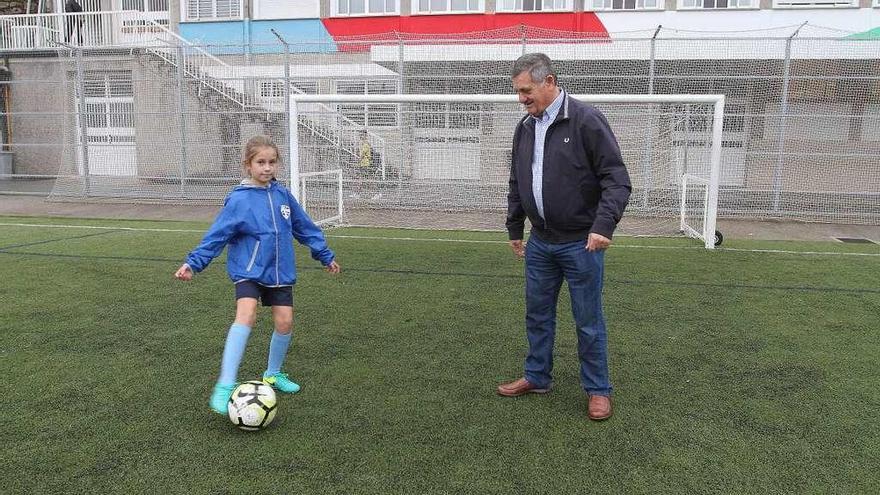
[1,28,877,227]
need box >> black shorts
[234,280,293,307]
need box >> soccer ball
[227,380,277,431]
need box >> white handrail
[0,10,171,50]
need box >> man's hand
[585,233,611,252]
[509,239,525,258]
[325,260,341,274]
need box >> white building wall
[254,0,320,20]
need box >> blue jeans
[523,235,612,396]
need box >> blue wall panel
[179,20,337,54]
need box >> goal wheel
[714,230,723,247]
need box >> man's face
[512,71,558,117]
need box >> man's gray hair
[511,53,557,83]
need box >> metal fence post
[772,22,806,213]
[289,98,299,201]
[648,25,661,95]
[396,34,404,187]
[284,40,293,189]
[74,46,90,197]
[271,30,291,186]
[176,44,188,197]
[640,26,662,209]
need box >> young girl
[174,135,341,415]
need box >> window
[290,81,319,95]
[78,71,136,142]
[258,80,318,99]
[592,0,661,10]
[259,81,285,98]
[335,80,399,127]
[333,0,398,16]
[412,0,483,13]
[413,103,481,129]
[82,71,134,99]
[123,0,169,12]
[185,0,242,21]
[679,0,755,8]
[496,0,571,11]
[122,0,170,26]
[772,0,856,7]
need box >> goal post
[290,93,725,249]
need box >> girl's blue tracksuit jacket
[184,180,335,287]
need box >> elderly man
[498,53,631,421]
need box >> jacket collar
[555,89,570,124]
[522,89,569,130]
[236,178,277,190]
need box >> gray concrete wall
[5,53,238,183]
[7,58,70,176]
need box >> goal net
[290,94,724,249]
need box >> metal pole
[640,25,662,209]
[395,34,405,186]
[772,22,806,212]
[244,0,252,67]
[648,25,661,95]
[271,29,292,186]
[176,45,188,197]
[288,98,300,200]
[74,46,90,196]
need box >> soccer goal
[289,94,725,249]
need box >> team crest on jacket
[280,205,291,220]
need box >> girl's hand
[174,264,193,281]
[325,260,341,274]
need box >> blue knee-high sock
[218,323,251,386]
[265,330,292,376]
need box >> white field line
[1,222,878,257]
[0,222,205,233]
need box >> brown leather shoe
[497,377,551,397]
[588,395,612,420]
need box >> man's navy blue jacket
[507,92,632,243]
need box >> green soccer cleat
[209,382,237,415]
[262,372,301,394]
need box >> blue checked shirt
[531,90,565,220]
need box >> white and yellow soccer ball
[227,380,277,431]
